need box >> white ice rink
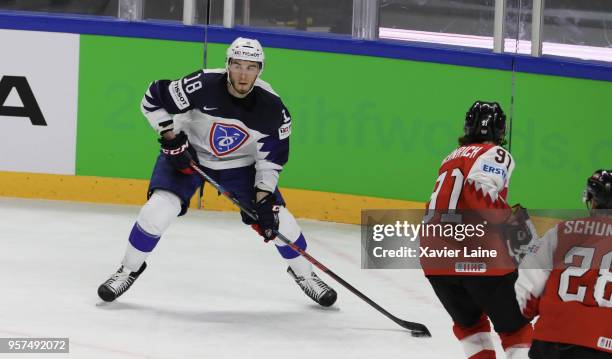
[0,197,508,358]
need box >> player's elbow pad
[142,108,174,135]
[255,169,280,193]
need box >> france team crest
[209,123,250,156]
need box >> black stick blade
[400,321,432,337]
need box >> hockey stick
[197,0,211,209]
[189,162,432,337]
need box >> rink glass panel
[543,0,612,48]
[0,0,117,15]
[379,0,496,38]
[144,1,184,21]
[193,0,353,35]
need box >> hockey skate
[97,262,147,302]
[287,266,337,307]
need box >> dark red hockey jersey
[516,217,612,353]
[421,143,517,276]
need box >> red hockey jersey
[515,217,612,353]
[421,143,517,276]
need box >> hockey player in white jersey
[97,37,337,307]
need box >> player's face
[228,59,261,96]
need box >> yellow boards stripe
[0,171,425,224]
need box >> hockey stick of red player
[189,162,432,337]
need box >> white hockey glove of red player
[503,204,538,264]
[252,192,280,242]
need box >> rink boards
[0,22,611,220]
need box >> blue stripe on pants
[128,222,161,253]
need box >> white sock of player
[273,207,312,276]
[122,190,181,271]
[123,243,149,273]
[460,332,496,359]
[505,347,529,359]
[453,315,496,359]
[285,256,312,276]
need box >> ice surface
[0,198,508,358]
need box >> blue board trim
[1,10,611,82]
[513,54,612,82]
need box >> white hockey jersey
[140,69,292,192]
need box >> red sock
[499,323,533,358]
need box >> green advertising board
[76,34,611,209]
